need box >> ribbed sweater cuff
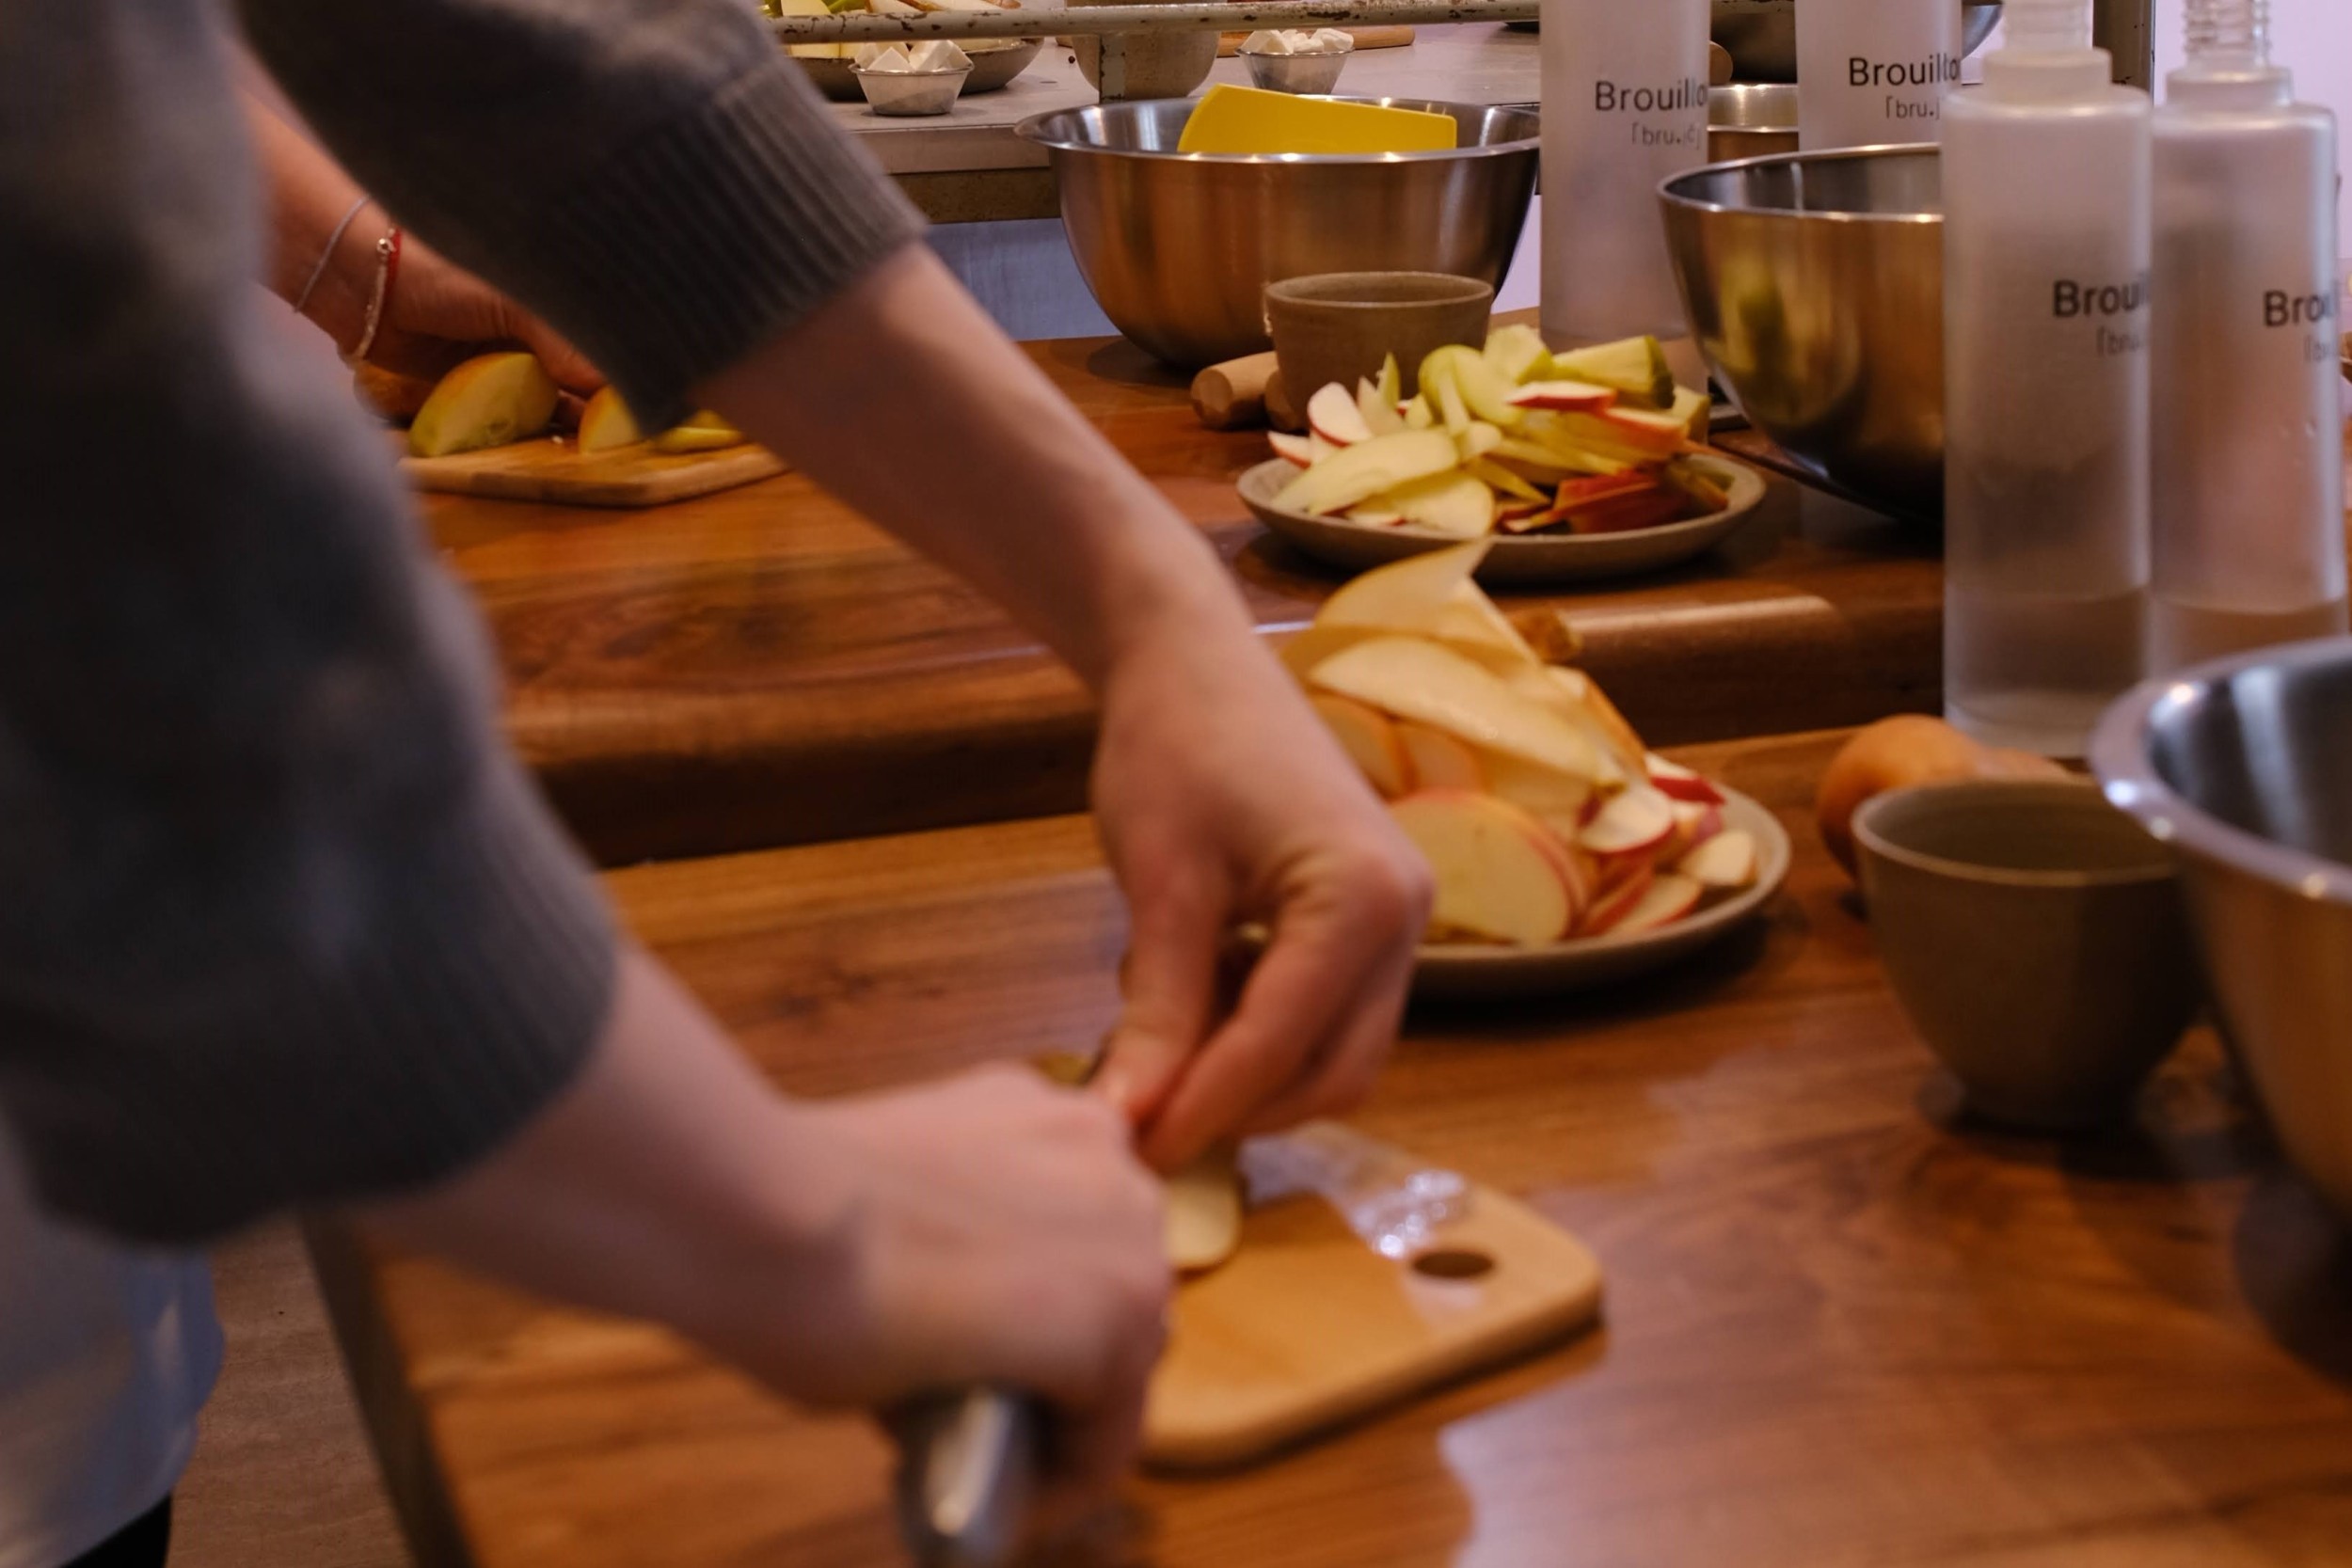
[534,62,928,432]
[8,755,616,1245]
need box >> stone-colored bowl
[1263,271,1493,404]
[1855,779,2205,1131]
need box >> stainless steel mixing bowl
[1661,146,1944,519]
[1714,0,2005,83]
[1708,83,1799,163]
[2092,640,2352,1219]
[1016,99,1539,369]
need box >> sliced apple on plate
[1269,431,1320,467]
[1577,861,1656,938]
[1308,382,1373,447]
[1310,694,1412,798]
[1646,752,1726,804]
[1578,784,1676,860]
[1613,873,1705,936]
[1395,721,1486,791]
[1549,335,1675,410]
[1356,378,1407,437]
[1509,380,1617,414]
[1391,790,1581,945]
[1373,470,1495,538]
[1271,430,1460,516]
[1482,323,1551,386]
[1308,635,1609,783]
[1678,829,1758,890]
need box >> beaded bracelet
[346,225,405,366]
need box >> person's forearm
[364,949,857,1379]
[699,246,1255,690]
[245,89,383,356]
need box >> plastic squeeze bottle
[2149,0,2346,672]
[1540,0,1708,372]
[1797,0,1963,151]
[1942,0,2153,756]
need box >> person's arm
[700,250,1433,1166]
[241,0,1432,1167]
[374,949,1168,1506]
[244,90,600,389]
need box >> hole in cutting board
[1410,1248,1495,1280]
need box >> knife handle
[893,1385,1042,1568]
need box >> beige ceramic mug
[1854,779,2205,1131]
[1263,272,1495,404]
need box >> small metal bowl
[2093,639,2352,1221]
[1661,145,1944,520]
[853,64,971,117]
[1240,44,1352,96]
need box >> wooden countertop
[441,337,1941,866]
[310,728,2352,1568]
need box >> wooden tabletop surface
[437,337,1942,866]
[312,727,2352,1568]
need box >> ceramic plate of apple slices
[1240,454,1764,585]
[1404,784,1790,999]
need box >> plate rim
[1236,451,1767,579]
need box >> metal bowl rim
[2090,637,2352,909]
[1658,143,1944,226]
[1013,96,1540,165]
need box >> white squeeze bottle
[1796,0,1963,151]
[2149,0,2346,672]
[1942,0,2153,756]
[1540,0,1709,375]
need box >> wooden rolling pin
[1191,351,1277,428]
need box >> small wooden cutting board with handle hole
[401,436,787,509]
[1144,1134,1603,1471]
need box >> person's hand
[741,1067,1170,1509]
[365,230,603,392]
[1089,626,1433,1171]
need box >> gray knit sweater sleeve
[1,0,918,1242]
[238,0,928,432]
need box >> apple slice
[1377,353,1403,405]
[1401,395,1435,431]
[1272,430,1460,516]
[1377,471,1494,538]
[1311,694,1412,798]
[1550,335,1675,410]
[1390,791,1577,945]
[1678,830,1758,890]
[1509,380,1618,414]
[577,387,644,453]
[1395,721,1484,791]
[1646,752,1725,804]
[1496,499,1553,533]
[1346,503,1405,528]
[1577,862,1656,937]
[1579,784,1677,859]
[1315,541,1544,674]
[1454,421,1505,464]
[1309,382,1374,446]
[1484,749,1597,828]
[408,351,559,458]
[1483,323,1551,386]
[1596,404,1693,457]
[1166,1148,1243,1274]
[1498,667,1630,788]
[1269,431,1319,467]
[1658,800,1722,865]
[1561,490,1687,536]
[650,422,747,454]
[1613,873,1705,935]
[1422,344,1524,429]
[1467,458,1548,505]
[1310,636,1609,782]
[1356,377,1406,437]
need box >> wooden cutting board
[1144,1128,1603,1470]
[402,436,786,509]
[1216,25,1416,55]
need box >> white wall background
[2150,0,2351,262]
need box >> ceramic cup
[1854,779,2205,1132]
[1263,272,1495,404]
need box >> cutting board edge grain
[403,440,787,508]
